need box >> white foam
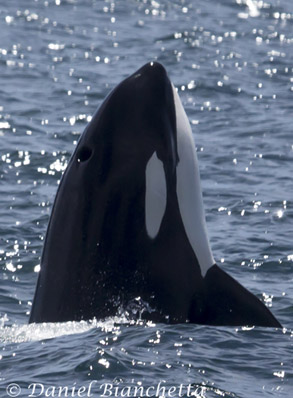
[0,317,127,344]
[145,151,167,239]
[173,85,214,277]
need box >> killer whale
[29,62,281,327]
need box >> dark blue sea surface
[0,0,292,397]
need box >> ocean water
[0,0,292,397]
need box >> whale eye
[77,146,92,162]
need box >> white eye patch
[172,85,215,277]
[145,151,167,239]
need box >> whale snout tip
[149,60,165,70]
[136,61,168,82]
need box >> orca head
[71,61,214,275]
[67,62,185,246]
[73,62,179,188]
